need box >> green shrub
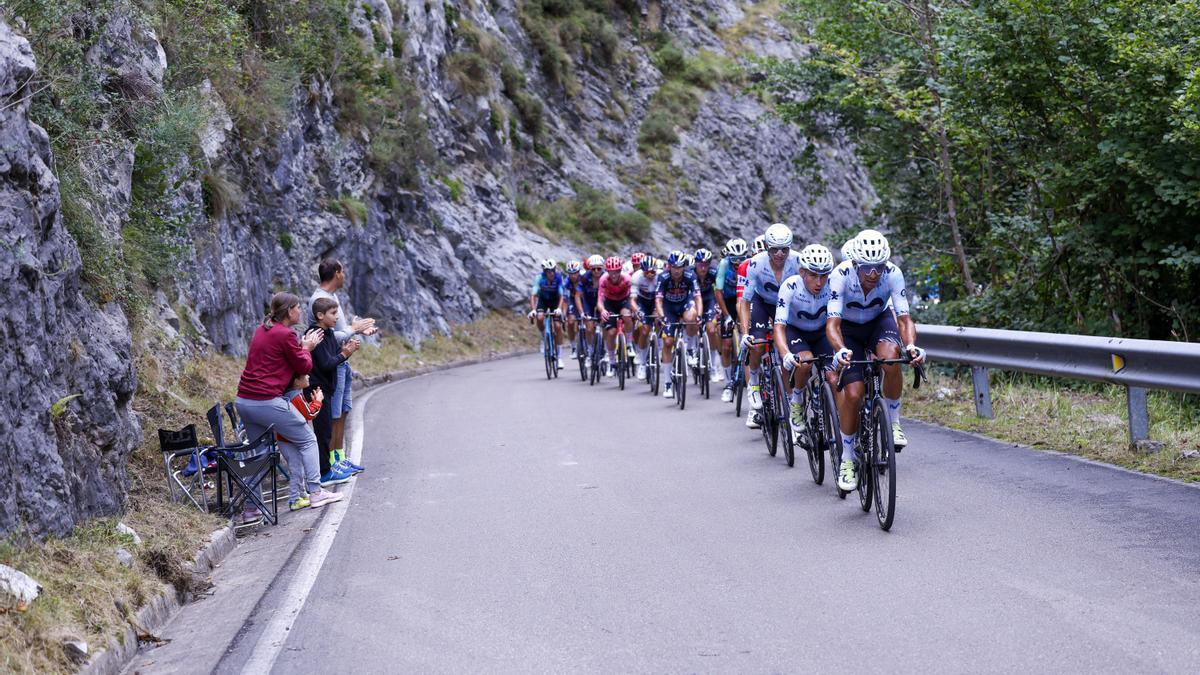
[638,111,678,146]
[446,51,494,96]
[201,171,244,221]
[441,176,466,202]
[331,196,369,225]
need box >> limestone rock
[0,564,41,613]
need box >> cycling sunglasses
[858,263,886,275]
[768,246,790,255]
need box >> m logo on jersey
[787,281,797,290]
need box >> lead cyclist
[826,229,926,491]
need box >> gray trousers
[236,396,322,500]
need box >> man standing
[310,259,377,477]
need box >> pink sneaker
[308,490,344,508]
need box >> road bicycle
[663,320,695,409]
[692,312,716,400]
[588,317,604,387]
[747,336,783,458]
[789,354,838,485]
[540,311,562,380]
[617,313,639,391]
[834,355,927,531]
[642,313,663,396]
[574,314,591,382]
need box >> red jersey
[735,259,752,300]
[598,271,632,302]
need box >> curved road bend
[264,355,1199,672]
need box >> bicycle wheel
[733,347,746,417]
[543,327,554,380]
[822,381,845,498]
[857,411,874,512]
[616,334,627,390]
[804,384,825,485]
[577,332,587,381]
[647,336,659,395]
[761,368,778,457]
[700,332,711,399]
[873,402,898,531]
[777,367,795,467]
[589,333,603,386]
[675,342,688,410]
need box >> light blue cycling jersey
[743,250,803,306]
[774,274,831,332]
[826,260,910,324]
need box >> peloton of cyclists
[531,227,928,484]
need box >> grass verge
[353,310,529,378]
[905,368,1200,482]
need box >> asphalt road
[270,355,1200,673]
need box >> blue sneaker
[319,465,354,487]
[335,459,363,476]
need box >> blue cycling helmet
[666,250,686,267]
[639,257,654,272]
[694,248,713,263]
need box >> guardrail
[921,325,1200,449]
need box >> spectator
[307,296,361,485]
[235,292,343,511]
[309,259,376,475]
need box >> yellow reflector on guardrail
[1112,354,1125,373]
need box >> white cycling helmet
[725,238,748,257]
[587,254,604,269]
[565,260,582,274]
[752,235,767,254]
[853,229,891,265]
[841,239,856,263]
[764,223,793,248]
[798,244,835,274]
[540,258,557,270]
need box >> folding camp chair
[209,402,291,505]
[214,426,281,526]
[158,424,213,511]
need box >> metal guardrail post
[971,366,993,419]
[1126,386,1149,446]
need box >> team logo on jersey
[830,290,839,300]
[787,280,797,290]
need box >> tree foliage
[760,0,1200,340]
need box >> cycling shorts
[785,325,833,364]
[602,297,630,329]
[661,299,694,325]
[580,295,597,320]
[636,296,656,321]
[749,297,774,339]
[535,296,561,313]
[838,312,903,386]
[700,297,719,323]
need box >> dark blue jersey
[530,271,568,303]
[695,267,718,300]
[655,269,700,304]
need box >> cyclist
[631,257,662,380]
[774,244,835,445]
[738,224,801,428]
[563,260,584,357]
[735,235,767,299]
[655,250,703,399]
[576,255,606,369]
[528,259,567,370]
[693,248,722,380]
[598,256,636,377]
[714,238,748,402]
[828,229,926,491]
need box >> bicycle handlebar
[835,355,928,391]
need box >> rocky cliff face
[0,0,872,537]
[0,23,139,539]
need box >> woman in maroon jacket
[235,293,344,510]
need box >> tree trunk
[914,0,976,294]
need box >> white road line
[241,382,383,673]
